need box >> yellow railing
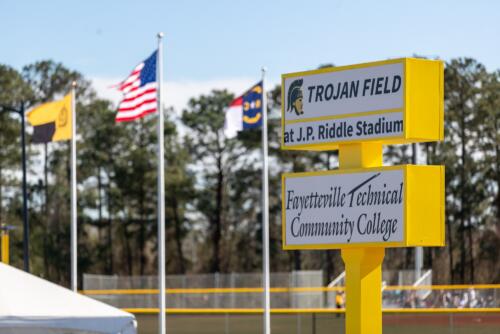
[81,284,500,314]
[384,284,500,290]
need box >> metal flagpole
[70,82,77,292]
[261,67,271,334]
[156,32,167,334]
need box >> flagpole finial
[157,32,164,39]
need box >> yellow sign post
[281,58,444,334]
[339,143,391,334]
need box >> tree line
[0,57,498,288]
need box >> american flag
[115,50,158,122]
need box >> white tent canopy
[0,263,136,334]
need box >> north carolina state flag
[224,81,263,138]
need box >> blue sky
[1,0,499,110]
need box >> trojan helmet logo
[57,106,68,127]
[287,79,304,116]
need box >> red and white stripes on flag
[115,51,158,122]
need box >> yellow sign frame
[281,164,445,250]
[281,58,444,150]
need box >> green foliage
[0,56,498,287]
[0,65,32,272]
[387,58,499,284]
[182,90,241,272]
[0,64,33,108]
[22,60,94,103]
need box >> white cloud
[91,77,122,105]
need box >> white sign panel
[283,169,404,248]
[284,112,403,147]
[282,60,409,148]
[284,63,403,121]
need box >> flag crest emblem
[27,93,73,143]
[242,82,263,129]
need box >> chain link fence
[82,272,500,334]
[83,271,500,310]
[83,271,324,309]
